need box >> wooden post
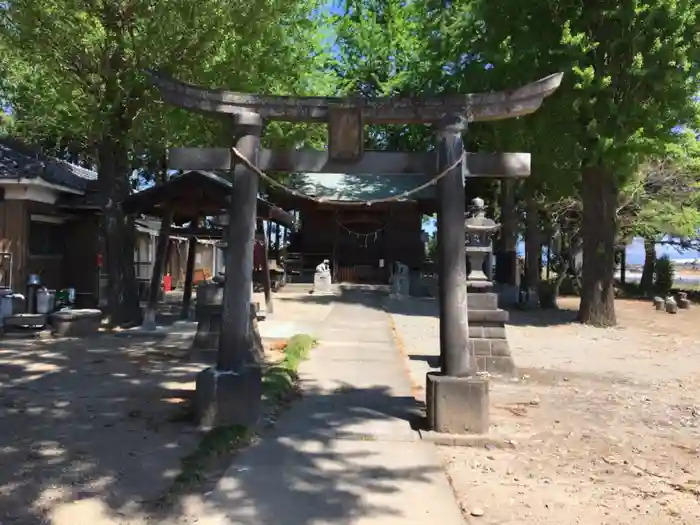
[164,238,174,285]
[274,222,281,260]
[181,218,199,319]
[436,115,471,377]
[218,112,263,372]
[143,210,174,329]
[257,218,274,314]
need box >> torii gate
[147,70,563,432]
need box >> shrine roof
[121,170,295,228]
[286,173,435,202]
[0,137,97,192]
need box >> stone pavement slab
[196,290,466,525]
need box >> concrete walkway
[196,290,465,525]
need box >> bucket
[0,293,12,320]
[36,287,54,314]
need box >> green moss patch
[163,334,317,501]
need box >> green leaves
[0,0,332,177]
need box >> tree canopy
[0,0,698,326]
[0,0,333,324]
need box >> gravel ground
[4,289,698,525]
[388,296,700,525]
[0,291,332,525]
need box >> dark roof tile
[0,138,97,192]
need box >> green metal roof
[286,173,435,202]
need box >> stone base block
[196,366,263,429]
[467,292,498,310]
[426,373,489,434]
[193,303,263,350]
[469,337,516,376]
[193,310,221,349]
[49,309,102,337]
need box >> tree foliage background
[0,0,698,326]
[0,0,335,324]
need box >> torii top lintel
[146,70,564,124]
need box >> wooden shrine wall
[297,203,424,283]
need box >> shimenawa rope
[230,147,465,207]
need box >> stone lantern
[464,197,500,290]
[463,197,515,377]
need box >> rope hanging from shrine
[230,146,466,207]
[334,215,387,248]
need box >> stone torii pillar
[434,115,471,376]
[196,112,265,429]
[427,115,492,434]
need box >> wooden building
[0,139,101,298]
[0,140,258,306]
[270,172,434,284]
[133,217,225,293]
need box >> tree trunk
[640,238,656,294]
[619,248,627,285]
[524,189,541,294]
[577,166,617,326]
[494,179,518,285]
[542,231,569,309]
[97,134,141,327]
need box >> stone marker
[677,292,691,310]
[665,296,678,314]
[390,261,410,298]
[311,259,333,294]
[193,281,223,348]
[653,296,665,311]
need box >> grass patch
[263,334,317,403]
[172,424,253,488]
[163,333,317,500]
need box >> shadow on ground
[279,284,580,327]
[165,386,436,525]
[0,329,207,524]
[0,314,436,525]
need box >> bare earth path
[387,296,700,525]
[184,289,464,525]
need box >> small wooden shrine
[269,173,432,283]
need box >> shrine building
[269,172,435,284]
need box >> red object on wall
[162,274,172,291]
[96,253,103,268]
